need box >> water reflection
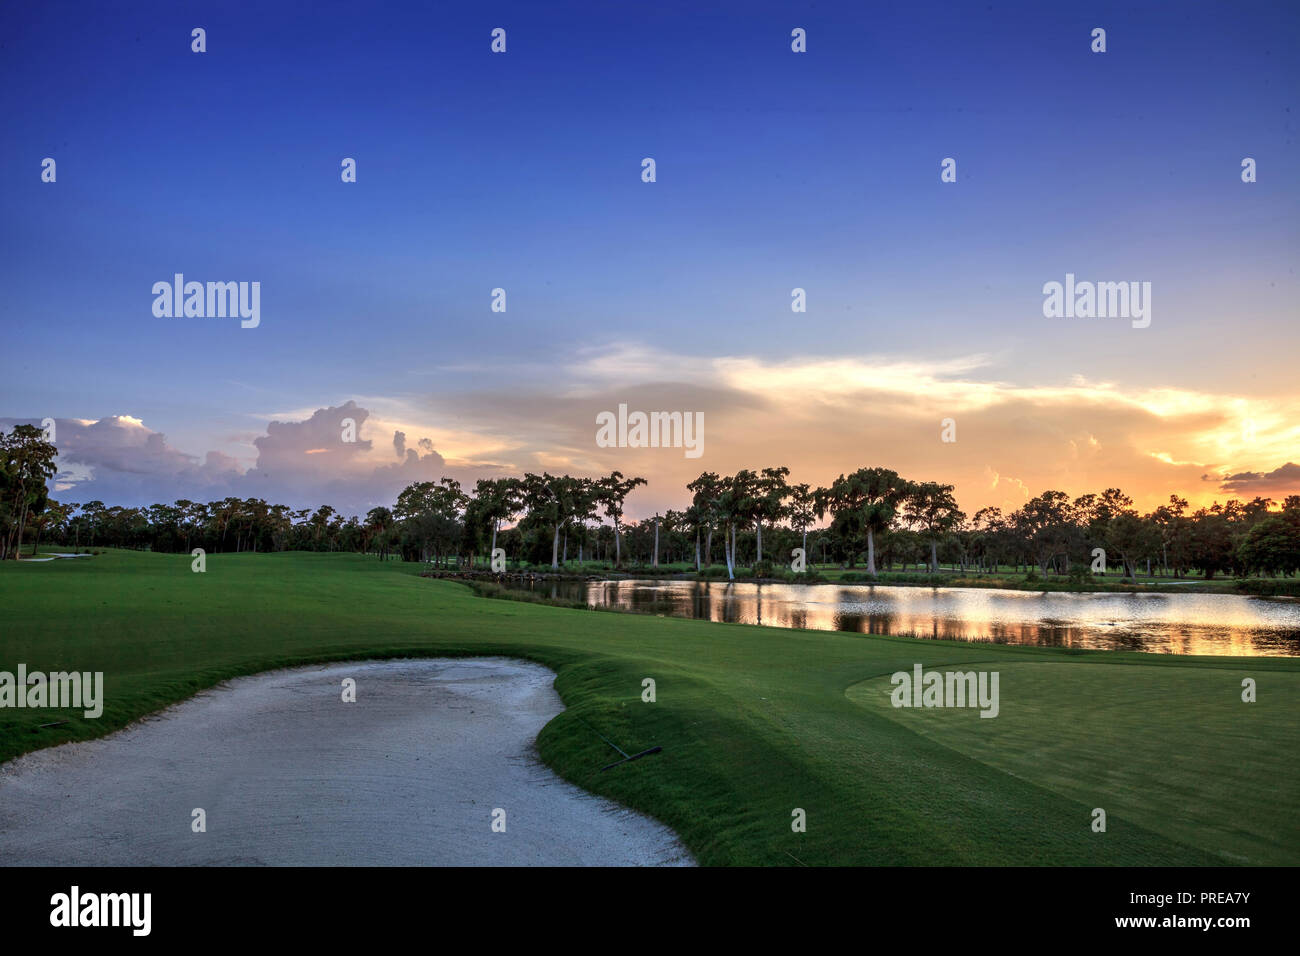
[515,579,1300,656]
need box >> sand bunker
[0,658,693,866]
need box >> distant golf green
[2,550,1296,866]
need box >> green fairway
[2,549,1296,866]
[848,663,1300,865]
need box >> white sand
[0,658,693,866]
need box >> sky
[2,0,1297,520]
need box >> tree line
[3,426,1298,578]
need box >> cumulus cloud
[1211,462,1300,497]
[984,467,1032,510]
[1,402,448,516]
[406,342,1300,518]
[236,402,450,511]
[0,415,241,504]
[7,342,1298,521]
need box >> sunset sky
[2,0,1297,519]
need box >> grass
[848,663,1299,865]
[2,548,1296,866]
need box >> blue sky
[2,0,1297,515]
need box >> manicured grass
[2,549,1296,865]
[848,663,1299,865]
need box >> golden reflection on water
[557,581,1300,657]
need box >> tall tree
[815,467,908,576]
[395,479,466,564]
[1149,495,1191,577]
[473,477,523,560]
[522,473,589,569]
[712,471,758,580]
[1012,491,1074,577]
[787,482,817,564]
[569,478,600,566]
[28,498,68,556]
[751,466,791,564]
[364,506,393,560]
[687,471,722,568]
[0,424,58,560]
[594,471,647,568]
[903,481,965,572]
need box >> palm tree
[364,506,392,560]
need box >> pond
[508,578,1300,656]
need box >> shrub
[1066,565,1092,584]
[1236,578,1300,596]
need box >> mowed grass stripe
[2,549,1295,865]
[848,662,1299,864]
